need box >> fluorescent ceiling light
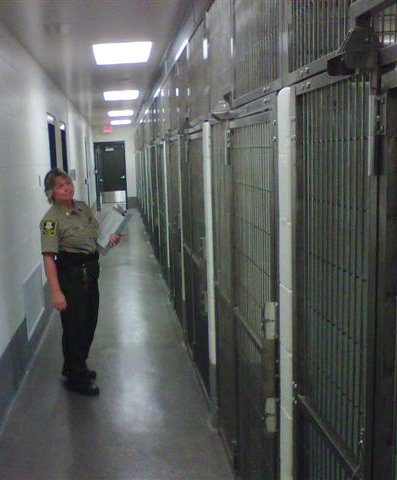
[108,110,134,117]
[175,38,188,61]
[110,119,132,126]
[103,90,139,101]
[93,41,152,65]
[203,38,208,59]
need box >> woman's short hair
[44,168,72,203]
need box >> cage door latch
[261,302,278,340]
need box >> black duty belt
[56,251,99,268]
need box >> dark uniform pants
[57,252,100,379]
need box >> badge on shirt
[42,220,57,236]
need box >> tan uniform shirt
[40,201,99,254]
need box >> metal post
[277,86,296,480]
[144,145,150,222]
[202,121,218,427]
[155,145,161,254]
[163,141,171,271]
[177,136,186,303]
[149,147,154,235]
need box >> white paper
[97,207,132,252]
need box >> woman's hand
[52,289,68,311]
[43,253,67,311]
[108,233,124,248]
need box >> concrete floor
[0,210,233,480]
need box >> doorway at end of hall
[94,141,127,210]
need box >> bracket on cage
[327,25,381,76]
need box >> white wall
[92,127,136,198]
[67,104,96,205]
[0,23,95,357]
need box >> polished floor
[0,209,233,480]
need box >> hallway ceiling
[0,0,192,129]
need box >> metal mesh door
[141,150,147,224]
[166,141,176,299]
[288,0,352,72]
[385,85,397,480]
[230,111,278,479]
[295,75,371,479]
[180,136,195,350]
[212,121,237,461]
[189,136,205,263]
[207,0,232,111]
[143,146,151,227]
[157,144,167,276]
[213,123,233,300]
[159,77,171,137]
[176,49,188,130]
[142,151,147,213]
[181,138,192,252]
[139,151,146,214]
[187,23,208,125]
[149,145,159,255]
[372,2,397,46]
[168,138,184,326]
[189,133,209,391]
[144,114,152,146]
[151,98,159,141]
[169,65,178,133]
[233,0,280,101]
[135,151,142,212]
[135,123,143,151]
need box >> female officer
[40,168,122,396]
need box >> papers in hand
[97,206,132,254]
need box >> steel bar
[298,395,360,476]
[350,0,395,19]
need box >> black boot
[62,365,97,380]
[65,378,100,396]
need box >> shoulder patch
[42,219,57,236]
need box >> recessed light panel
[103,90,139,101]
[93,41,152,65]
[108,110,134,117]
[110,119,132,126]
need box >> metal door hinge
[368,93,385,176]
[174,213,180,230]
[230,439,239,470]
[261,302,278,340]
[262,397,278,433]
[224,129,232,166]
[199,236,206,259]
[292,381,299,405]
[378,93,387,136]
[200,289,208,314]
[351,428,365,479]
